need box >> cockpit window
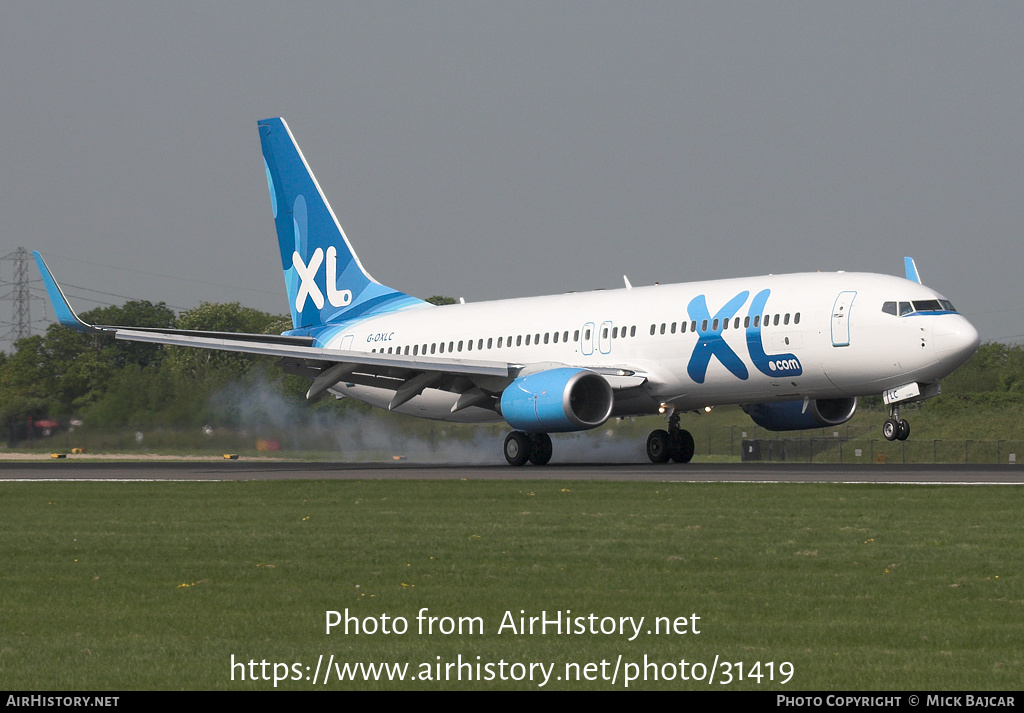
[883,299,957,316]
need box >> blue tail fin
[258,118,427,329]
[904,256,922,284]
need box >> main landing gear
[503,431,553,466]
[646,412,695,464]
[502,415,696,466]
[882,405,911,442]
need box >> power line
[38,250,282,298]
[0,247,45,348]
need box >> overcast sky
[2,2,1021,348]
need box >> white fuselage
[311,271,979,422]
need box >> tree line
[0,301,318,437]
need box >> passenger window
[722,319,728,331]
[680,321,687,334]
[784,314,790,325]
[630,326,636,337]
[564,331,570,342]
[794,313,800,324]
[713,319,719,331]
[525,335,531,346]
[544,333,550,344]
[660,323,666,335]
[574,330,580,342]
[650,324,656,336]
[497,337,503,348]
[458,340,464,352]
[517,335,523,346]
[487,338,493,349]
[583,329,590,340]
[744,316,750,328]
[430,343,436,354]
[553,331,559,344]
[670,322,676,334]
[773,314,780,326]
[701,319,708,332]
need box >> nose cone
[934,315,980,370]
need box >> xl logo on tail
[292,247,353,312]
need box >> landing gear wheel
[897,419,910,441]
[504,431,531,466]
[670,429,695,463]
[883,418,899,442]
[528,433,553,466]
[647,429,671,463]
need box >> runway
[1,460,1021,484]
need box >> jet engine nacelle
[499,368,614,433]
[742,397,858,432]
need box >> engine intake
[499,368,613,433]
[742,397,857,432]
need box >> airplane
[34,117,981,465]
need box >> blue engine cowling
[742,397,857,431]
[499,368,614,433]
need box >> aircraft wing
[114,327,512,402]
[35,251,645,409]
[33,251,314,344]
[121,329,647,406]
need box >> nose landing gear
[882,406,910,442]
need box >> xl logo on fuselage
[292,247,353,313]
[687,289,802,383]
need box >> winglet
[32,251,103,333]
[904,257,922,284]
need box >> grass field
[1,479,1021,690]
